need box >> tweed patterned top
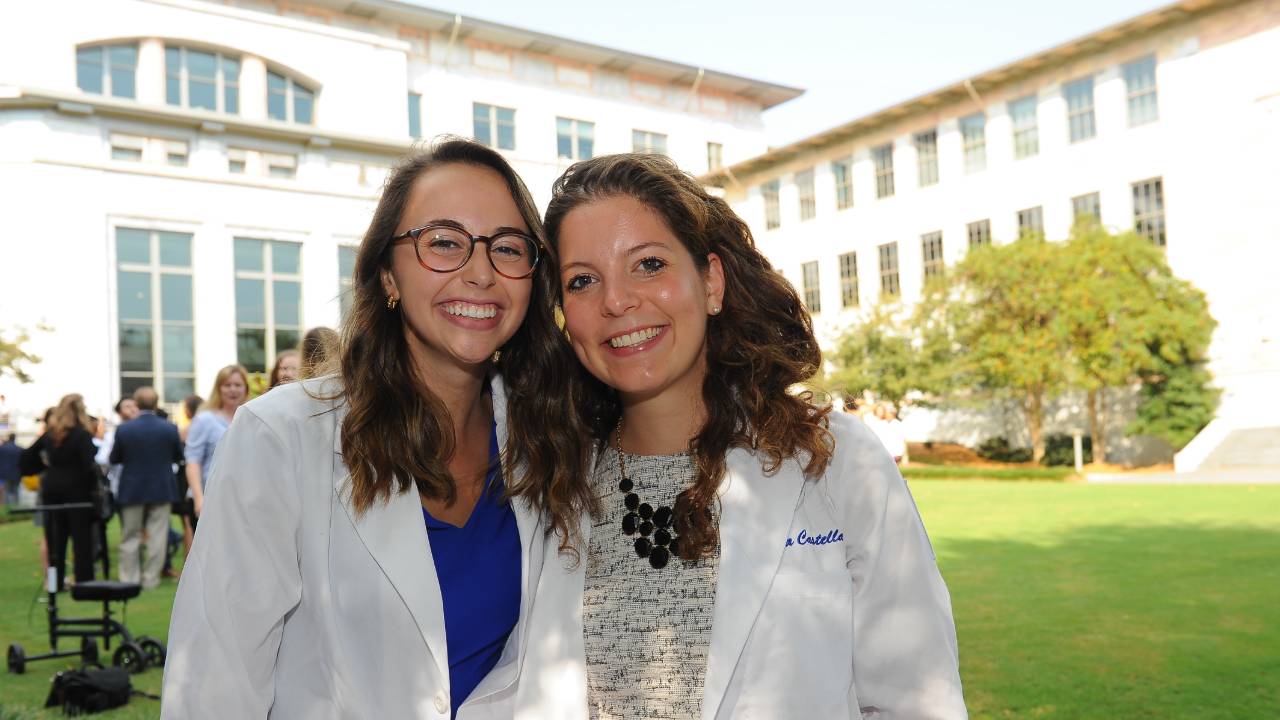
[583,447,720,720]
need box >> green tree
[0,327,41,383]
[1061,225,1217,459]
[826,307,920,412]
[914,237,1073,462]
[1127,346,1220,449]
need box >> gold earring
[386,295,399,309]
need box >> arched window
[77,43,138,98]
[267,70,315,124]
[165,45,240,114]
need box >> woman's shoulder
[240,376,344,432]
[817,410,903,507]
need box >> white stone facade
[0,0,796,428]
[711,0,1280,462]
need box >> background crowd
[0,326,338,592]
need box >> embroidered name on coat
[785,528,845,548]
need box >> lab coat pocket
[734,571,854,718]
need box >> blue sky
[410,0,1172,146]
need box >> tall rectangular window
[338,245,357,323]
[878,242,900,298]
[473,103,516,150]
[796,168,816,221]
[407,92,422,138]
[839,252,859,308]
[234,238,303,373]
[116,227,195,402]
[832,158,853,210]
[77,44,138,99]
[556,117,594,161]
[1064,76,1096,143]
[960,113,987,173]
[967,219,991,248]
[632,130,667,155]
[706,142,723,171]
[1124,55,1159,126]
[914,130,939,186]
[873,144,895,199]
[165,47,239,113]
[762,180,781,230]
[1017,206,1044,238]
[1072,192,1101,225]
[922,232,945,281]
[1009,95,1039,159]
[267,71,314,124]
[801,261,821,313]
[1132,177,1166,246]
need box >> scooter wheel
[7,643,25,675]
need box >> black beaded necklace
[615,421,680,570]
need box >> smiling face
[558,194,724,407]
[381,162,534,378]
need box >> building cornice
[302,0,804,109]
[701,0,1247,186]
[0,85,414,156]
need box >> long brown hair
[333,138,594,552]
[545,153,833,561]
[49,393,94,446]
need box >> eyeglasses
[391,223,541,279]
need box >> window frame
[1072,192,1101,225]
[76,43,138,99]
[914,129,939,187]
[1009,95,1039,159]
[801,261,821,313]
[921,231,945,281]
[1132,177,1166,246]
[267,70,316,125]
[831,158,853,210]
[234,238,304,374]
[706,142,723,172]
[115,227,196,403]
[631,129,668,155]
[796,167,816,221]
[878,242,900,298]
[1017,206,1045,238]
[165,45,240,114]
[873,143,895,199]
[838,251,859,309]
[967,219,991,248]
[959,113,987,173]
[556,116,595,161]
[762,179,781,231]
[1064,76,1096,143]
[408,92,422,138]
[1123,55,1159,127]
[472,102,515,150]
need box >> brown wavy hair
[545,153,833,561]
[49,393,94,446]
[331,138,594,552]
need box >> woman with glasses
[163,139,593,719]
[515,154,966,719]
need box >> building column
[240,55,267,120]
[136,38,165,105]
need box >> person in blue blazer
[110,386,183,589]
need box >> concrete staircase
[1197,427,1280,470]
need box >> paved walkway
[1087,467,1280,484]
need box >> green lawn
[1,482,1277,718]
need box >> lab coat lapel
[331,403,450,684]
[702,448,806,720]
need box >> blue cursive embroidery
[784,528,845,548]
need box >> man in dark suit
[110,386,182,588]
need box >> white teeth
[608,327,660,348]
[443,302,497,319]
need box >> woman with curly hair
[518,154,966,719]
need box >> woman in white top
[163,139,594,719]
[515,153,967,719]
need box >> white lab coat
[515,411,967,719]
[161,376,548,719]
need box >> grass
[903,464,1075,481]
[2,482,1278,718]
[0,515,179,719]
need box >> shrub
[1040,433,1093,467]
[975,437,1033,463]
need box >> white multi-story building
[705,0,1280,466]
[0,0,799,425]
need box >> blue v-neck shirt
[422,424,521,719]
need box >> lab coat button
[434,693,448,714]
